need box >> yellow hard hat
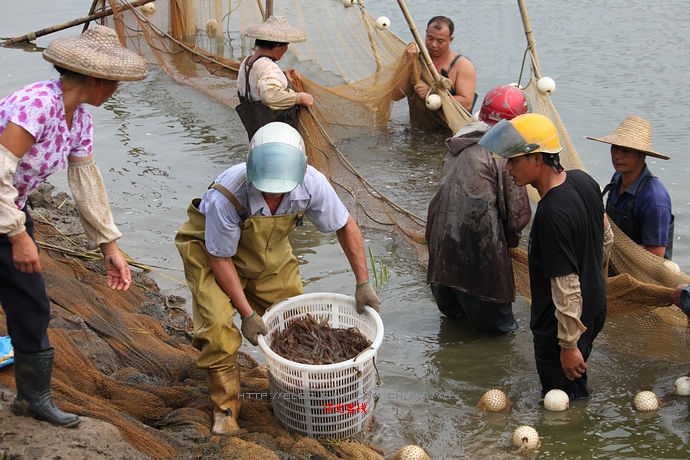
[479,113,563,159]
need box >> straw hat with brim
[586,115,669,160]
[43,25,147,81]
[245,15,306,43]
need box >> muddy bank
[0,183,419,460]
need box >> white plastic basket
[257,292,383,439]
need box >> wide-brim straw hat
[245,15,306,43]
[586,115,669,160]
[43,25,147,81]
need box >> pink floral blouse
[0,79,93,209]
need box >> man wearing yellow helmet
[479,113,613,400]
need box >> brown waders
[174,192,303,434]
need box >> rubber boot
[12,348,80,428]
[208,366,242,434]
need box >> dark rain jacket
[426,122,532,303]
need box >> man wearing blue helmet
[175,122,379,435]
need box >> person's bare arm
[642,244,665,258]
[209,254,255,318]
[450,58,476,111]
[335,215,369,284]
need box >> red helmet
[478,85,530,125]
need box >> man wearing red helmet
[425,85,532,334]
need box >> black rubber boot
[12,348,80,428]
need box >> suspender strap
[240,55,276,101]
[209,182,250,222]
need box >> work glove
[240,311,268,346]
[355,281,380,314]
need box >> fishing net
[0,186,387,459]
[106,0,690,374]
[4,0,689,456]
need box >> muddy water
[2,0,690,457]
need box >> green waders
[174,196,303,433]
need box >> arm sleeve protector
[67,157,122,249]
[551,273,588,349]
[0,144,26,236]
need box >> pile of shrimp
[269,314,372,365]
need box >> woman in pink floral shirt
[0,26,146,429]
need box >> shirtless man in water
[410,16,477,112]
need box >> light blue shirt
[199,164,349,257]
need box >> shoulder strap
[447,54,461,71]
[601,178,616,199]
[242,55,277,99]
[209,182,250,222]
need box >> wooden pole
[395,0,441,82]
[517,0,542,78]
[265,0,274,20]
[1,0,155,46]
[82,0,104,33]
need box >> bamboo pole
[517,0,542,78]
[395,0,441,83]
[265,0,274,19]
[1,0,155,46]
[82,0,104,33]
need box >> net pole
[517,0,542,78]
[265,0,273,19]
[0,0,154,46]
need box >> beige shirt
[237,57,298,110]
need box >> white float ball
[342,0,354,7]
[537,76,556,94]
[544,389,570,411]
[392,445,431,460]
[425,94,442,111]
[633,390,661,411]
[206,19,218,34]
[674,376,690,396]
[511,426,541,453]
[471,110,480,122]
[141,2,156,16]
[508,82,520,87]
[376,16,391,30]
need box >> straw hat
[586,116,669,160]
[245,15,306,43]
[43,25,147,81]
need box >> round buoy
[511,426,540,453]
[376,16,391,30]
[633,390,661,411]
[206,19,218,35]
[392,445,430,460]
[476,388,511,412]
[543,389,570,411]
[537,76,556,94]
[342,0,354,7]
[675,376,690,396]
[141,2,156,16]
[425,94,442,111]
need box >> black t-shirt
[528,170,607,339]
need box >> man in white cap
[0,25,146,428]
[588,116,673,260]
[236,15,314,140]
[175,122,379,435]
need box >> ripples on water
[2,0,690,457]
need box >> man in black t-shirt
[479,113,613,399]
